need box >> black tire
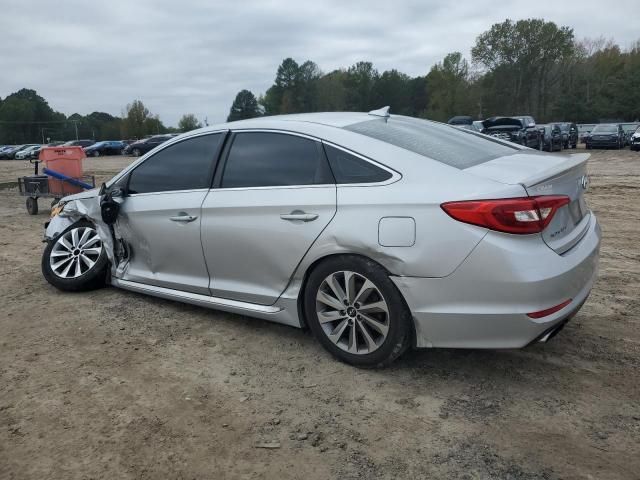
[304,255,412,368]
[26,197,38,215]
[41,220,108,292]
[572,143,577,149]
[93,150,100,157]
[132,148,141,157]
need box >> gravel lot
[1,149,639,479]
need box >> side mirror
[100,186,124,225]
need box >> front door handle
[169,214,198,223]
[280,212,319,222]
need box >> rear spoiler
[521,153,589,187]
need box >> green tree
[425,52,473,121]
[227,90,262,121]
[178,113,202,132]
[0,88,65,144]
[472,19,576,119]
[372,70,413,115]
[344,61,379,111]
[121,100,150,139]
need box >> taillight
[441,195,570,234]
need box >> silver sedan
[42,109,601,367]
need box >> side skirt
[111,278,302,327]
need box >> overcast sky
[2,0,638,126]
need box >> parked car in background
[556,122,578,149]
[630,126,640,151]
[0,144,39,160]
[448,116,474,126]
[84,141,126,157]
[539,124,563,152]
[578,124,596,144]
[28,142,66,159]
[585,124,624,149]
[472,120,484,132]
[0,145,16,157]
[63,139,96,148]
[14,145,42,160]
[123,135,175,156]
[481,116,541,149]
[620,123,639,146]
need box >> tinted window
[128,133,223,194]
[221,132,332,188]
[324,145,391,184]
[345,116,518,169]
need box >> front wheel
[92,150,100,157]
[26,197,38,215]
[304,255,412,368]
[132,148,141,157]
[42,221,108,292]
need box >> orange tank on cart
[39,146,85,195]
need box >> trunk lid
[465,152,591,254]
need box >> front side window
[221,132,333,188]
[128,133,223,194]
[323,144,391,184]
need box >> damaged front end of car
[44,184,126,279]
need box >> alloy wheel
[315,271,390,355]
[49,226,102,279]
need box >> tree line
[0,91,203,144]
[2,17,638,145]
[228,18,640,124]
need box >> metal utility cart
[17,158,95,215]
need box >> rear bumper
[392,213,601,349]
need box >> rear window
[345,116,518,169]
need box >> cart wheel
[26,197,38,215]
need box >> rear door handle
[169,214,198,223]
[280,212,319,222]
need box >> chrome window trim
[127,188,209,198]
[107,129,228,187]
[214,128,401,191]
[321,140,402,187]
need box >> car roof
[203,112,376,132]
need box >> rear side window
[221,132,333,188]
[128,133,223,194]
[346,116,518,169]
[323,144,391,184]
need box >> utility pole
[71,120,79,140]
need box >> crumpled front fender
[44,194,118,274]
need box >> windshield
[592,124,617,133]
[345,116,519,169]
[621,124,639,132]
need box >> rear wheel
[304,256,412,368]
[42,220,108,291]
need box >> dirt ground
[0,149,639,480]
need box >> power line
[0,119,77,124]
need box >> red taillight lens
[441,195,570,234]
